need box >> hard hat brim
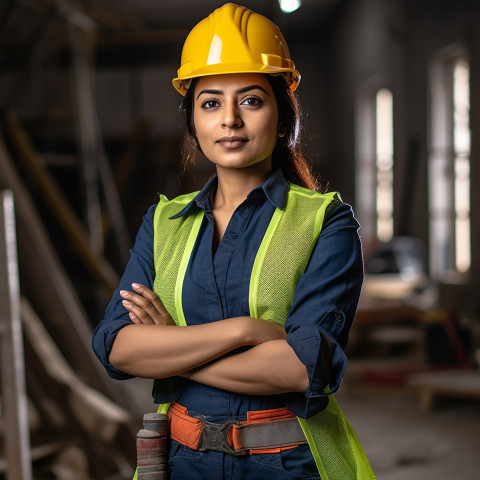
[172,65,301,96]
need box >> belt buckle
[196,416,245,456]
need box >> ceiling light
[279,0,302,14]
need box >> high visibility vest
[137,183,375,480]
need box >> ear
[278,126,287,138]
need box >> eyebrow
[196,84,270,100]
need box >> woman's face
[193,73,281,172]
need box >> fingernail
[120,290,129,298]
[132,283,140,289]
[122,300,130,307]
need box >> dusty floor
[338,362,480,480]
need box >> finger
[121,299,141,323]
[120,288,173,325]
[121,299,155,324]
[131,284,174,325]
[120,289,158,319]
[131,284,171,315]
[128,311,140,324]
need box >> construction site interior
[1,0,480,479]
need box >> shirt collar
[170,168,289,219]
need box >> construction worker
[93,3,374,479]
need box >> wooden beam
[2,111,119,293]
[0,132,132,412]
[21,297,131,443]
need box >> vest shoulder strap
[250,185,339,324]
[153,191,203,326]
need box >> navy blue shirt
[92,169,364,419]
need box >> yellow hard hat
[172,3,301,96]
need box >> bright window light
[428,50,471,279]
[375,88,394,242]
[279,0,301,14]
[453,60,471,273]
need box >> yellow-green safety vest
[134,183,375,480]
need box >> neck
[214,162,272,211]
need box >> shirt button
[228,231,238,239]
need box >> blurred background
[1,0,479,479]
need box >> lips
[216,136,248,149]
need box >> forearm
[109,316,286,379]
[109,319,247,378]
[185,340,309,395]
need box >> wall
[323,0,479,313]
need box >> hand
[119,284,175,325]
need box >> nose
[221,101,243,128]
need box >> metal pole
[0,190,32,480]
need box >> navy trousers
[168,440,321,480]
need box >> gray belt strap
[234,417,307,450]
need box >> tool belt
[168,402,307,456]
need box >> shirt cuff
[92,320,135,380]
[286,321,347,418]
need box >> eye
[200,99,220,109]
[241,96,263,107]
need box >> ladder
[0,190,32,480]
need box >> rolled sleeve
[284,203,364,419]
[91,204,157,380]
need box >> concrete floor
[338,362,480,480]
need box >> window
[356,84,394,249]
[428,48,471,280]
[375,89,394,242]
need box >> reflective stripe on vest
[147,183,375,480]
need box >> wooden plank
[0,133,134,414]
[409,370,480,412]
[0,190,32,480]
[0,442,63,474]
[21,297,131,443]
[2,111,119,293]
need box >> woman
[93,4,374,479]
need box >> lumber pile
[0,116,142,479]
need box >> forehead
[194,73,273,94]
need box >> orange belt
[167,403,307,455]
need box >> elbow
[293,363,309,393]
[108,343,130,373]
[109,327,136,374]
[276,357,309,393]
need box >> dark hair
[179,75,322,191]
